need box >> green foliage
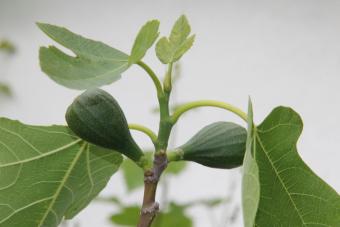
[121,158,144,192]
[111,206,140,226]
[152,203,192,227]
[0,14,336,227]
[242,102,340,226]
[0,83,11,96]
[121,152,187,192]
[129,20,160,65]
[0,118,122,226]
[110,203,192,227]
[156,15,195,64]
[175,122,247,169]
[66,88,144,163]
[0,40,15,54]
[37,23,130,90]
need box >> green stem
[170,100,248,124]
[137,61,163,96]
[128,124,158,147]
[163,63,173,93]
[156,63,174,152]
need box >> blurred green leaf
[37,23,130,90]
[164,160,187,175]
[121,157,144,192]
[0,83,11,96]
[153,203,192,227]
[129,20,160,65]
[0,40,15,54]
[110,206,140,226]
[156,15,195,64]
[95,196,122,206]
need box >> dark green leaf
[242,102,340,226]
[37,23,130,89]
[0,118,123,226]
[129,20,160,65]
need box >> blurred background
[1,0,340,226]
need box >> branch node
[141,202,159,215]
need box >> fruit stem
[170,100,248,124]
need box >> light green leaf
[0,83,12,96]
[110,205,140,226]
[121,158,144,192]
[242,103,340,226]
[155,37,172,64]
[0,118,123,227]
[169,15,191,46]
[165,161,187,175]
[153,203,192,227]
[155,15,195,64]
[37,23,130,90]
[0,40,15,54]
[129,20,160,65]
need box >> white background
[1,0,340,226]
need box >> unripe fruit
[65,88,143,162]
[176,122,247,169]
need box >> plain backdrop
[1,0,340,226]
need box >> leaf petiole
[136,61,163,96]
[170,100,248,124]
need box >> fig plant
[0,15,339,227]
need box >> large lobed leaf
[0,118,122,227]
[242,102,340,226]
[38,23,130,90]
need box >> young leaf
[155,15,195,64]
[0,118,122,226]
[129,20,160,65]
[242,102,340,226]
[37,23,130,90]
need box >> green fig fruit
[65,88,143,162]
[175,122,247,169]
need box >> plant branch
[129,123,158,148]
[170,100,248,124]
[138,63,175,227]
[137,61,163,96]
[137,152,167,227]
